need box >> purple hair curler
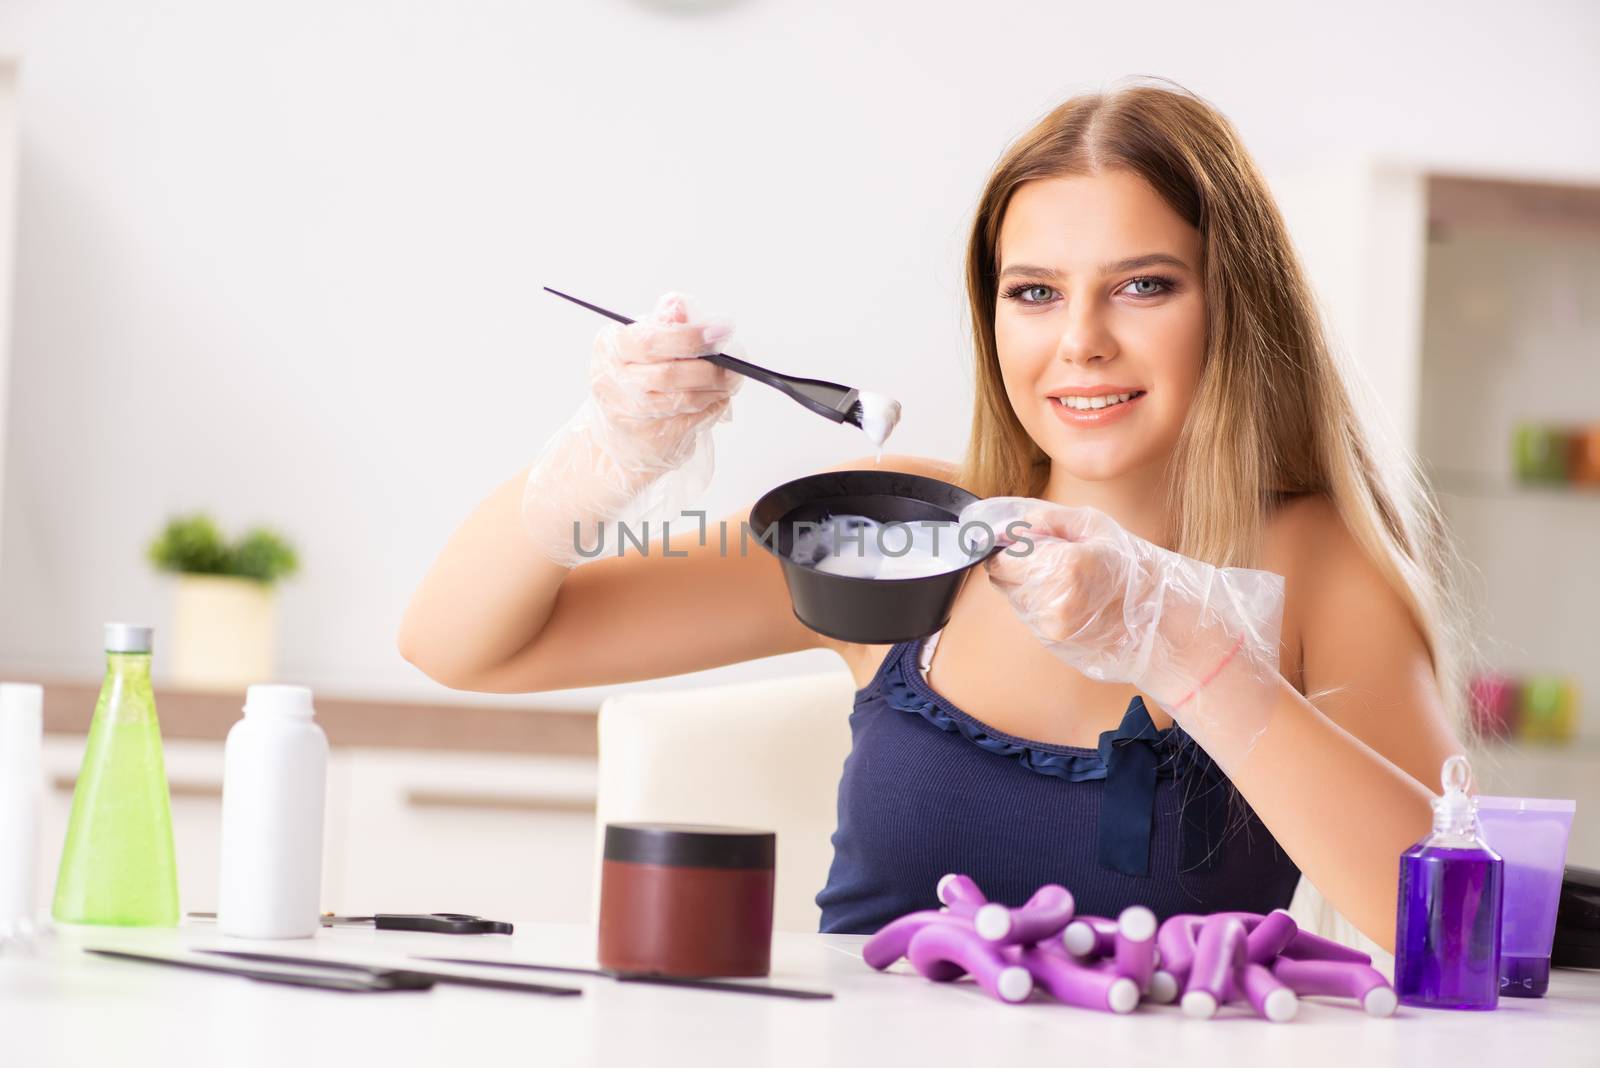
[1279,930,1372,966]
[1182,915,1248,1019]
[1018,943,1141,1014]
[1206,910,1372,966]
[1236,962,1299,1023]
[1271,957,1396,1017]
[975,884,1075,946]
[906,921,1034,1003]
[1113,906,1158,992]
[1155,914,1204,983]
[1062,915,1119,958]
[1245,909,1298,963]
[935,873,987,913]
[863,909,970,971]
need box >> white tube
[0,684,44,937]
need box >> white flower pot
[169,574,278,691]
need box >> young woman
[399,83,1465,951]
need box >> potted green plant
[147,514,299,691]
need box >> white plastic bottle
[218,685,328,939]
[0,683,44,938]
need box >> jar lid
[603,822,775,870]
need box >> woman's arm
[399,452,945,693]
[972,494,1461,952]
[398,471,823,693]
[1221,497,1459,950]
[1222,677,1434,952]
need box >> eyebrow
[997,253,1193,280]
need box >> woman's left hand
[959,498,1287,743]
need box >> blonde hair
[958,81,1470,733]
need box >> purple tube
[975,884,1075,946]
[906,922,1034,1003]
[1018,944,1140,1014]
[1155,914,1204,983]
[863,909,971,970]
[935,873,987,912]
[1245,909,1298,963]
[1113,906,1158,992]
[1237,962,1298,1023]
[1181,916,1247,1019]
[1477,796,1577,998]
[1272,957,1397,1018]
[1062,915,1118,958]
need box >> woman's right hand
[586,291,741,473]
[522,292,743,567]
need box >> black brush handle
[200,949,580,997]
[543,286,851,424]
[414,955,833,1000]
[86,949,429,994]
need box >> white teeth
[1055,392,1137,411]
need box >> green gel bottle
[52,623,180,926]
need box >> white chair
[594,668,1389,968]
[594,669,857,932]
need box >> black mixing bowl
[750,470,999,643]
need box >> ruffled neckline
[852,636,1232,878]
[860,635,1191,784]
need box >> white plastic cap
[1118,905,1157,943]
[1107,977,1140,1014]
[1147,969,1179,1004]
[1363,986,1398,1018]
[0,683,43,744]
[1264,987,1299,1023]
[996,965,1033,1003]
[1433,754,1477,835]
[243,684,316,719]
[1061,920,1097,956]
[1181,989,1218,1019]
[974,903,1012,941]
[104,623,153,654]
[0,682,43,721]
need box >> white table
[5,920,1597,1067]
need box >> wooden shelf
[34,678,598,757]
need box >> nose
[1054,299,1119,366]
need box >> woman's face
[994,170,1206,485]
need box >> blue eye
[1000,283,1056,305]
[1122,276,1174,298]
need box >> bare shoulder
[1261,493,1365,689]
[1262,492,1390,600]
[1262,492,1458,784]
[1262,493,1344,570]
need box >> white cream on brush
[853,389,902,457]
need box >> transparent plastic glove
[958,497,1286,769]
[522,292,742,567]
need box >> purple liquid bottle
[1394,755,1503,1010]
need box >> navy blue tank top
[815,635,1301,934]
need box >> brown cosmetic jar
[598,822,777,978]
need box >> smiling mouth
[1051,390,1146,412]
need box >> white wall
[1,0,1597,705]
